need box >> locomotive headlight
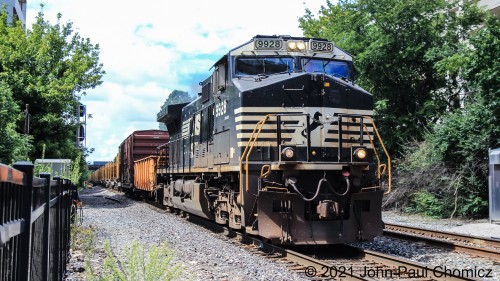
[353,148,367,160]
[287,41,297,50]
[297,41,306,50]
[281,147,295,160]
[287,41,306,51]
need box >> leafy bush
[384,140,489,218]
[71,226,183,281]
[70,224,95,254]
[409,191,451,218]
[69,223,97,278]
[384,16,499,218]
[97,240,183,281]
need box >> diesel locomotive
[94,35,391,245]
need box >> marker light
[353,148,367,160]
[282,147,295,160]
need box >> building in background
[479,0,500,18]
[88,161,110,172]
[0,0,27,27]
[34,159,71,179]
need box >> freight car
[118,130,169,193]
[93,35,391,245]
[90,159,118,188]
[91,130,168,191]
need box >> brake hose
[287,172,350,201]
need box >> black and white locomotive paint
[158,35,390,244]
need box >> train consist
[91,35,391,245]
[91,130,168,191]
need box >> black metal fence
[0,161,76,281]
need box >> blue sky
[26,0,326,163]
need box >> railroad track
[185,215,474,280]
[99,188,482,280]
[280,245,478,280]
[384,223,500,262]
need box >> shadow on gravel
[286,244,363,259]
[78,186,134,209]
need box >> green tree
[0,81,32,163]
[0,7,104,161]
[425,16,500,217]
[158,90,194,130]
[299,0,483,154]
[300,1,497,218]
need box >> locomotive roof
[212,35,353,68]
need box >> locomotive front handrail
[336,113,366,161]
[260,164,271,178]
[363,123,382,175]
[276,113,311,162]
[239,113,314,203]
[239,114,274,203]
[363,116,392,195]
[335,113,391,195]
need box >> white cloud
[26,0,326,162]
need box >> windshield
[235,57,293,76]
[302,59,352,79]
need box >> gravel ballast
[66,186,307,281]
[351,236,499,280]
[66,186,499,280]
[368,211,500,280]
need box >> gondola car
[91,130,169,192]
[90,156,118,188]
[118,130,169,193]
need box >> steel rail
[278,246,473,280]
[187,214,473,280]
[359,249,474,281]
[384,223,500,262]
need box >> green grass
[95,240,184,281]
[71,222,183,281]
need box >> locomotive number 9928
[92,35,391,245]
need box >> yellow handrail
[363,116,392,195]
[260,164,271,178]
[239,114,273,203]
[237,114,391,200]
[362,123,381,178]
